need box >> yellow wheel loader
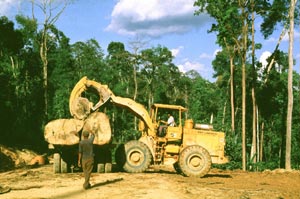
[44,76,228,177]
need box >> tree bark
[251,88,257,164]
[260,121,264,161]
[241,3,248,171]
[230,56,235,133]
[40,26,48,119]
[250,2,257,164]
[285,0,296,170]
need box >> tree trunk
[250,3,257,164]
[256,107,260,162]
[222,101,227,125]
[241,3,248,171]
[285,0,295,170]
[264,27,288,83]
[133,61,138,130]
[251,88,257,163]
[242,59,247,171]
[40,27,48,120]
[260,121,264,162]
[230,56,235,133]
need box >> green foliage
[248,160,279,171]
[188,75,222,124]
[0,2,299,172]
[0,16,23,55]
[114,129,142,143]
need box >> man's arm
[88,132,95,143]
[78,143,82,167]
[78,152,82,167]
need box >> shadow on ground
[49,178,123,199]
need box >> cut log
[44,119,84,145]
[82,112,112,145]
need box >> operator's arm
[160,120,168,125]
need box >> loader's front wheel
[179,145,211,177]
[121,140,152,173]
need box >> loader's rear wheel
[121,140,152,173]
[179,145,211,177]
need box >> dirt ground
[1,164,300,199]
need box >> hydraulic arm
[69,76,155,136]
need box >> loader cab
[150,104,187,141]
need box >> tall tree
[239,0,248,171]
[128,36,149,129]
[140,45,173,107]
[71,39,105,80]
[194,0,250,170]
[285,0,296,170]
[30,0,72,121]
[106,41,132,95]
[249,0,269,166]
[0,16,24,143]
[194,0,243,135]
[260,0,299,169]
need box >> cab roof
[152,103,188,112]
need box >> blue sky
[1,0,299,82]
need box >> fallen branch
[10,185,43,191]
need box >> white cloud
[283,32,289,41]
[178,60,209,76]
[106,0,212,37]
[213,49,221,56]
[171,46,184,57]
[265,37,277,43]
[259,51,272,68]
[199,53,212,59]
[178,60,204,73]
[177,60,214,80]
[0,0,20,16]
[199,49,221,59]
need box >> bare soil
[1,164,300,199]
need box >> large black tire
[53,153,61,173]
[178,145,211,177]
[121,140,152,173]
[115,144,126,171]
